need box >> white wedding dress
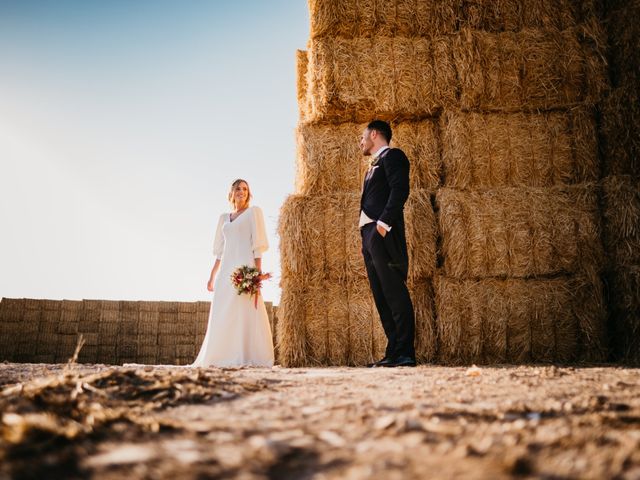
[192,206,274,367]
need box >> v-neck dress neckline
[229,207,250,223]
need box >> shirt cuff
[377,220,392,232]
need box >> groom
[359,120,416,368]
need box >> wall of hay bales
[0,298,278,365]
[278,0,614,366]
[599,0,640,364]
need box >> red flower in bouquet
[230,265,271,308]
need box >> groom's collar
[372,145,389,159]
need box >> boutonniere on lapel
[366,155,380,179]
[365,157,379,181]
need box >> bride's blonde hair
[228,178,252,210]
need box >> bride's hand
[259,272,272,281]
[207,279,214,292]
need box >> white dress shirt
[359,145,392,231]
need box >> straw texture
[606,266,640,364]
[296,49,309,121]
[435,274,606,365]
[441,108,599,188]
[605,0,640,88]
[305,36,457,122]
[602,176,640,267]
[295,120,441,194]
[0,298,277,365]
[279,190,437,284]
[437,185,603,279]
[308,0,601,39]
[454,25,607,112]
[276,276,437,367]
[600,86,640,178]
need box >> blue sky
[0,0,309,303]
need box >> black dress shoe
[383,356,417,368]
[367,357,393,368]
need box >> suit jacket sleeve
[378,149,410,226]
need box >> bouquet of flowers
[230,265,271,308]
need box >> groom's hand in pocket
[377,224,387,237]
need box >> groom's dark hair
[367,120,392,143]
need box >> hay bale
[0,308,23,323]
[460,0,602,31]
[158,302,179,313]
[82,300,101,311]
[139,301,161,312]
[120,300,138,312]
[57,320,78,335]
[55,334,80,362]
[77,346,98,364]
[602,175,640,267]
[42,299,61,310]
[295,122,367,194]
[100,310,119,322]
[120,310,139,336]
[441,108,599,188]
[276,274,436,366]
[409,278,437,363]
[278,194,312,280]
[295,120,440,195]
[276,278,309,367]
[347,279,376,365]
[600,87,640,177]
[605,0,640,88]
[305,36,457,123]
[326,282,350,365]
[0,298,25,310]
[435,274,605,364]
[138,344,157,358]
[35,338,58,356]
[573,272,608,362]
[607,266,640,364]
[279,191,436,284]
[97,345,117,364]
[437,185,603,279]
[196,301,210,313]
[405,190,437,282]
[157,345,176,364]
[296,49,309,120]
[178,302,197,313]
[308,0,599,39]
[100,300,120,310]
[435,277,483,365]
[454,25,607,112]
[78,309,100,333]
[308,0,458,38]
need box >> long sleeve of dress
[212,214,226,260]
[250,206,269,258]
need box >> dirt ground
[1,362,639,480]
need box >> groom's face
[360,128,374,156]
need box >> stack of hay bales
[0,298,211,365]
[600,0,640,364]
[278,0,609,366]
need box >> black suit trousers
[361,223,415,359]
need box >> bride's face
[233,182,250,207]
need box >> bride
[191,179,275,367]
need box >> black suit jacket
[360,147,410,279]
